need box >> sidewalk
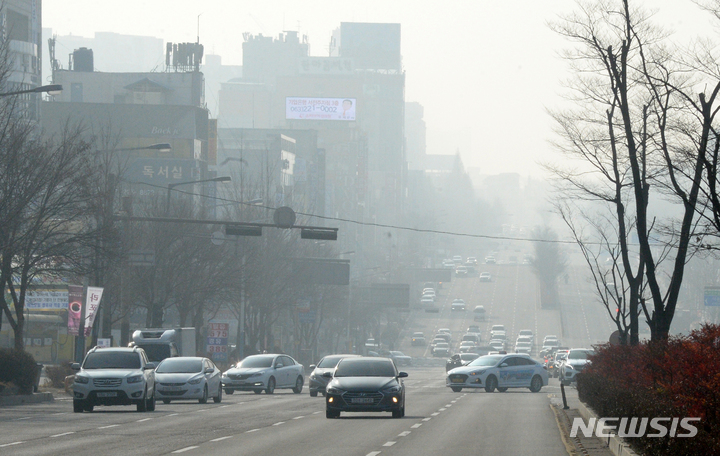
[550,386,617,456]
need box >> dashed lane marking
[411,423,422,429]
[50,432,75,438]
[423,417,432,421]
[172,446,198,453]
[210,436,233,442]
[273,422,285,426]
[398,431,411,437]
[246,429,260,433]
[366,452,381,456]
[0,442,24,448]
[383,442,396,447]
[97,424,119,429]
[136,418,152,422]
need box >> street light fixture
[166,176,232,211]
[0,84,63,97]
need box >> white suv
[72,346,157,413]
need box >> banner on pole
[67,285,83,336]
[83,287,104,336]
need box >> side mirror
[275,363,283,369]
[205,367,215,374]
[397,372,408,378]
[499,363,508,368]
[309,364,316,370]
[322,372,333,378]
[71,363,81,371]
[144,362,157,370]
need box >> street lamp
[166,176,232,211]
[0,84,63,97]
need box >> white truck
[131,327,196,363]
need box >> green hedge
[0,348,38,395]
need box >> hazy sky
[43,1,717,177]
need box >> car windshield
[335,359,396,377]
[390,351,404,356]
[468,355,503,367]
[156,358,203,373]
[136,344,171,363]
[238,356,274,368]
[317,356,346,368]
[568,350,594,360]
[83,352,141,369]
[545,340,559,346]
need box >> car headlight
[382,385,401,393]
[470,370,486,376]
[249,372,263,377]
[326,386,344,395]
[74,375,89,384]
[127,375,143,384]
[188,377,203,385]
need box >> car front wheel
[326,409,340,418]
[266,377,275,394]
[225,388,234,395]
[73,399,84,413]
[214,384,223,403]
[484,376,497,393]
[451,386,463,392]
[310,390,318,397]
[199,385,208,404]
[529,375,543,393]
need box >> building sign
[127,158,200,185]
[299,57,354,74]
[207,322,229,362]
[25,289,68,310]
[83,287,104,336]
[67,285,83,336]
[286,97,356,121]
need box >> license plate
[451,377,464,383]
[97,392,117,398]
[161,386,182,391]
[351,398,374,404]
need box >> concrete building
[2,0,43,120]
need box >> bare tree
[549,0,717,340]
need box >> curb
[577,401,639,456]
[0,392,54,406]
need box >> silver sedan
[155,357,223,404]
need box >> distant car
[446,354,548,393]
[452,255,463,264]
[434,332,451,343]
[451,299,466,311]
[455,266,468,277]
[221,354,304,395]
[473,305,486,321]
[431,337,446,347]
[411,332,426,346]
[516,336,533,346]
[422,288,436,298]
[518,329,534,341]
[155,357,222,404]
[467,325,481,335]
[560,349,595,385]
[308,354,361,397]
[479,272,492,282]
[489,340,505,351]
[459,353,480,365]
[365,338,380,348]
[325,357,407,419]
[442,260,456,269]
[491,325,506,334]
[490,331,506,341]
[484,256,497,264]
[466,257,478,266]
[461,333,481,345]
[389,351,412,366]
[433,343,451,357]
[514,342,532,355]
[438,328,451,335]
[459,344,478,354]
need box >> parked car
[155,357,222,404]
[308,354,361,397]
[446,354,548,393]
[71,346,156,413]
[221,354,304,395]
[325,357,407,418]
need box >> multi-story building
[2,0,43,120]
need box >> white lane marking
[97,424,120,429]
[398,431,411,437]
[312,411,321,414]
[273,422,285,426]
[383,441,396,447]
[219,405,230,408]
[166,413,179,417]
[14,417,31,421]
[0,442,24,448]
[50,432,75,438]
[210,436,233,442]
[411,423,422,429]
[136,418,152,422]
[438,408,446,411]
[422,417,432,421]
[196,409,210,413]
[52,412,67,416]
[172,446,199,453]
[366,452,381,456]
[293,416,304,419]
[431,412,439,416]
[246,429,260,433]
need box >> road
[3,249,615,456]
